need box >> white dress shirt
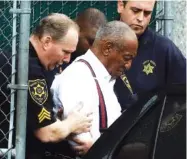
[51,49,121,145]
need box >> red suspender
[77,59,108,132]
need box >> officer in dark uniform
[26,13,92,159]
[115,0,186,110]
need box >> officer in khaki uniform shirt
[26,13,92,159]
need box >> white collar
[75,49,115,83]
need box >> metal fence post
[7,0,17,158]
[15,1,31,159]
[155,1,164,35]
[164,1,173,39]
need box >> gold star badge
[38,107,51,123]
[34,84,45,97]
[143,63,154,75]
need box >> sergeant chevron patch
[38,107,51,123]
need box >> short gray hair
[32,13,79,41]
[94,21,136,50]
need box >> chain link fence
[0,1,162,159]
[0,1,16,158]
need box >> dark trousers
[44,140,76,159]
[26,140,76,159]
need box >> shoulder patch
[28,79,48,105]
[38,107,51,123]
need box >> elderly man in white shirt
[51,20,138,156]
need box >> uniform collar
[29,41,43,67]
[138,27,154,46]
[29,41,38,58]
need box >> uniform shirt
[51,49,121,144]
[115,28,186,109]
[26,43,56,156]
